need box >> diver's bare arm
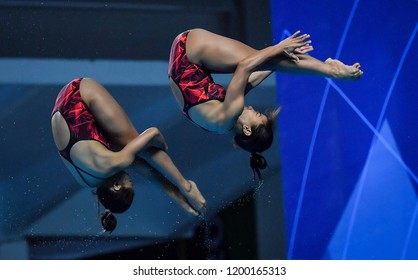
[245,70,273,93]
[113,127,166,170]
[242,31,311,73]
[223,32,310,112]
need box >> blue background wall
[271,0,418,259]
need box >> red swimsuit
[168,31,226,125]
[52,78,110,187]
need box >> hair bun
[250,153,268,180]
[101,209,117,232]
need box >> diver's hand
[278,30,312,63]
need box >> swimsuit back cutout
[52,78,111,187]
[168,31,227,122]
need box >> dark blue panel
[271,0,418,259]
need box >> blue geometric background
[270,0,418,259]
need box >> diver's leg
[186,28,257,72]
[139,147,207,214]
[274,54,363,80]
[134,158,200,216]
[79,77,138,148]
[186,29,362,80]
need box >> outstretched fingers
[290,30,301,37]
[294,44,314,54]
[280,30,312,63]
[292,31,311,46]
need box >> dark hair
[250,152,268,180]
[101,210,117,232]
[96,171,134,232]
[234,108,280,180]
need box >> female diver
[168,29,362,179]
[51,78,206,231]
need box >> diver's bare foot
[178,197,200,217]
[161,182,200,216]
[325,58,363,80]
[172,191,200,216]
[184,180,207,214]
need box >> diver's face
[239,106,268,128]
